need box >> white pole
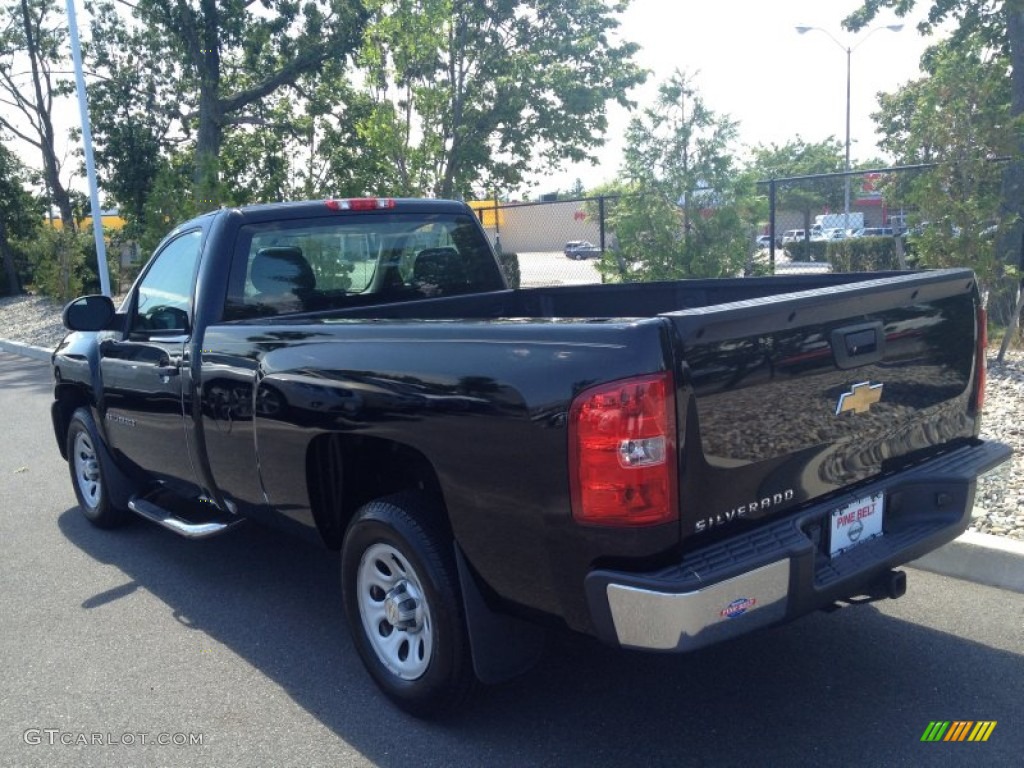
[65,0,111,297]
[796,24,903,238]
[844,45,851,236]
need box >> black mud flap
[455,544,546,685]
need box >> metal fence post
[493,191,502,254]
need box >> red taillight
[974,306,987,412]
[569,373,678,526]
[325,198,396,211]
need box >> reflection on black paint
[204,379,287,425]
[682,295,978,520]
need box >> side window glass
[133,230,202,334]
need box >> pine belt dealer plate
[829,492,884,557]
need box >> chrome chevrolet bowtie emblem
[835,382,883,415]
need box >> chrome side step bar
[128,496,243,539]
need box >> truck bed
[299,271,919,321]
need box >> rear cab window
[224,211,504,319]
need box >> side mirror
[62,294,116,332]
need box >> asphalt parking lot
[517,250,603,287]
[1,351,1021,767]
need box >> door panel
[100,230,203,496]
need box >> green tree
[217,94,302,205]
[290,64,406,198]
[603,71,758,282]
[86,0,174,230]
[356,0,646,198]
[846,0,1024,314]
[88,0,367,211]
[135,153,197,256]
[747,137,847,239]
[872,36,1011,294]
[211,65,403,202]
[0,138,41,293]
[0,0,76,227]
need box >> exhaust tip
[886,569,907,600]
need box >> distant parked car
[755,235,774,249]
[781,229,808,244]
[564,240,602,259]
[852,227,895,238]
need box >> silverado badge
[835,381,883,416]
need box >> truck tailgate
[663,269,984,539]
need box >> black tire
[341,493,476,717]
[66,407,131,529]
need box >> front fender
[52,330,115,447]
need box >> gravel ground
[973,351,1024,540]
[1,290,1021,540]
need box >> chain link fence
[474,160,1020,283]
[474,162,1022,339]
[757,163,940,277]
[469,197,611,289]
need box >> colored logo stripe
[921,722,949,742]
[968,722,997,742]
[945,721,973,741]
[920,721,996,742]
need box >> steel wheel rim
[73,431,102,508]
[356,542,433,681]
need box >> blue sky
[526,0,948,195]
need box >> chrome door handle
[155,363,181,378]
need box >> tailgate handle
[831,322,885,369]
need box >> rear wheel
[341,493,476,717]
[66,407,130,529]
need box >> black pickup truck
[52,198,1010,716]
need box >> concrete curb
[1,338,1021,594]
[0,338,53,362]
[908,530,1024,594]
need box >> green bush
[15,224,142,301]
[497,251,520,288]
[20,227,94,302]
[784,240,829,261]
[2,230,36,296]
[826,237,903,272]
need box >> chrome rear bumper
[584,440,1011,651]
[605,560,790,651]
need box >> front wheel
[341,494,476,717]
[66,407,130,529]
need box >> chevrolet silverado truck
[51,198,1010,716]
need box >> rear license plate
[829,492,884,557]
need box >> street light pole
[795,23,903,236]
[844,42,851,235]
[66,0,111,297]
